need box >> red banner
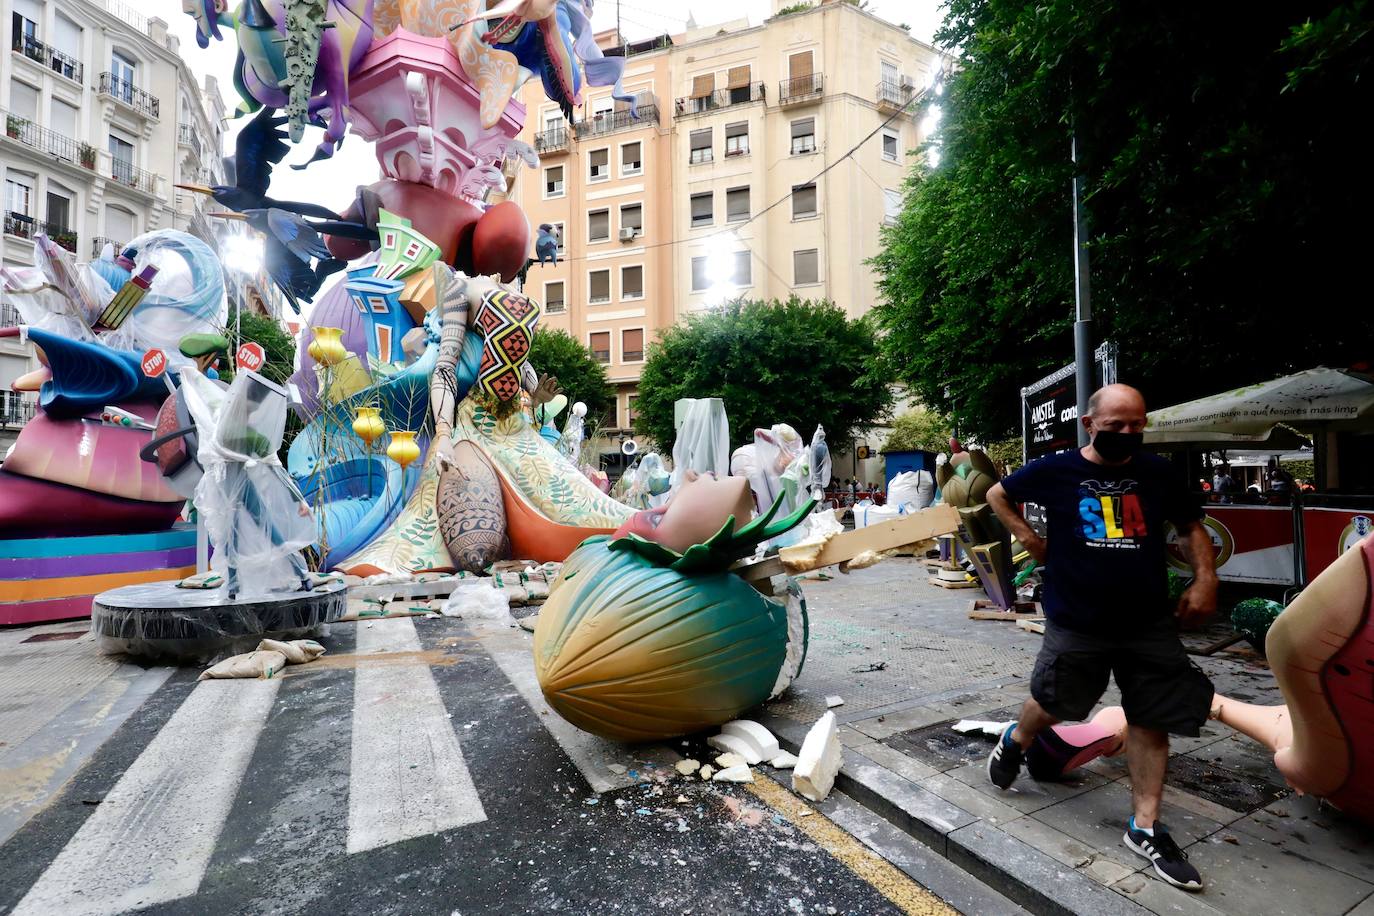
[1303,508,1374,580]
[1167,506,1296,584]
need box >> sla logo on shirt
[1078,480,1146,549]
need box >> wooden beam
[776,504,960,575]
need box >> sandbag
[199,649,287,680]
[258,638,326,664]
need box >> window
[588,208,610,242]
[108,134,135,184]
[690,257,710,292]
[689,129,712,164]
[794,249,819,285]
[588,148,610,182]
[589,269,611,304]
[111,51,136,101]
[729,251,752,287]
[726,186,750,223]
[727,65,752,105]
[791,118,816,155]
[626,393,638,427]
[690,192,713,228]
[883,188,902,225]
[792,183,818,219]
[620,203,642,236]
[544,165,564,197]
[620,141,642,176]
[621,265,643,300]
[725,122,749,158]
[622,328,644,363]
[104,204,135,243]
[543,111,563,133]
[591,96,613,120]
[5,177,34,217]
[589,331,611,363]
[50,99,78,139]
[788,51,814,83]
[882,129,900,162]
[12,9,37,57]
[881,60,899,91]
[10,82,39,123]
[46,189,72,230]
[544,280,565,314]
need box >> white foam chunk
[720,719,780,761]
[792,711,841,802]
[770,751,798,770]
[825,695,845,708]
[706,732,762,764]
[712,764,754,783]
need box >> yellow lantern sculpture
[352,407,385,446]
[386,431,420,470]
[307,326,348,367]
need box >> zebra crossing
[0,616,626,916]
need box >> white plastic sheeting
[671,398,731,487]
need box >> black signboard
[1021,342,1118,462]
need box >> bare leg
[1126,725,1169,828]
[1012,697,1060,749]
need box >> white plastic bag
[888,470,936,513]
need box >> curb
[757,713,1151,916]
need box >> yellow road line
[744,775,956,916]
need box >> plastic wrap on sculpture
[808,425,832,497]
[733,424,807,521]
[558,401,586,464]
[181,368,315,597]
[616,453,671,510]
[671,398,731,487]
[533,490,815,742]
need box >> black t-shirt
[1000,449,1204,634]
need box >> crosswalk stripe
[12,679,279,916]
[346,617,487,854]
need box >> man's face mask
[1091,428,1144,463]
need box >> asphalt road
[0,616,953,915]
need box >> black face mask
[1091,429,1144,463]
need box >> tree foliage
[528,327,616,430]
[871,0,1374,442]
[223,308,297,386]
[882,408,952,454]
[635,297,892,452]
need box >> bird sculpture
[175,106,343,219]
[212,208,373,312]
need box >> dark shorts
[1030,619,1214,736]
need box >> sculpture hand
[532,373,562,406]
[433,436,459,473]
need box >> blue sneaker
[1124,818,1203,891]
[986,724,1023,789]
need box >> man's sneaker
[986,724,1024,789]
[1123,818,1203,891]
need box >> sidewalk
[760,558,1374,916]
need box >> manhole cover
[1167,753,1289,813]
[883,705,1021,769]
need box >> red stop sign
[141,348,168,378]
[236,342,266,372]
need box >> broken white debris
[706,733,762,765]
[825,695,845,709]
[792,711,842,802]
[720,720,781,762]
[675,759,702,776]
[713,752,746,769]
[606,763,627,775]
[675,795,690,804]
[712,764,753,784]
[951,719,1013,737]
[769,752,799,770]
[698,765,716,781]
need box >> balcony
[99,72,160,120]
[573,103,659,141]
[4,211,35,240]
[109,158,158,195]
[779,73,823,107]
[177,123,202,158]
[2,213,77,251]
[876,80,916,114]
[673,82,766,118]
[10,34,83,83]
[3,112,100,170]
[534,127,569,155]
[91,236,122,258]
[0,302,19,327]
[0,392,38,429]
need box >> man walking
[984,384,1217,891]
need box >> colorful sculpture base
[0,527,198,625]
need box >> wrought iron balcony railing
[177,123,202,158]
[534,128,569,154]
[91,236,123,258]
[0,392,38,429]
[3,211,35,239]
[779,73,823,106]
[573,103,658,140]
[2,212,77,251]
[674,82,766,117]
[876,80,915,111]
[110,158,158,195]
[10,33,83,83]
[2,111,100,169]
[99,72,160,119]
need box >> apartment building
[509,1,938,463]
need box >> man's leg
[1011,697,1060,749]
[1124,724,1168,827]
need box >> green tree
[635,297,892,452]
[528,327,616,430]
[223,308,297,386]
[872,0,1374,442]
[882,408,952,453]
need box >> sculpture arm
[429,269,469,467]
[986,483,1045,564]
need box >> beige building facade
[506,0,940,463]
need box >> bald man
[985,384,1217,892]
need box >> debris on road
[850,661,887,673]
[793,711,842,802]
[825,695,845,708]
[707,733,762,764]
[699,765,716,781]
[199,638,327,680]
[720,720,781,761]
[951,720,1011,737]
[713,764,754,783]
[714,752,746,769]
[770,752,798,770]
[675,759,702,776]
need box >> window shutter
[789,52,813,80]
[791,118,814,139]
[727,66,751,89]
[691,74,714,98]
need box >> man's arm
[1172,519,1218,626]
[986,482,1047,564]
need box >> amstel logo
[1164,516,1234,572]
[1338,515,1372,556]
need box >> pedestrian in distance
[983,384,1218,892]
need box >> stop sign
[141,348,168,378]
[236,342,266,372]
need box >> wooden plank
[1016,619,1046,635]
[779,504,959,574]
[928,576,978,590]
[969,610,1045,621]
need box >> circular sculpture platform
[91,580,348,662]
